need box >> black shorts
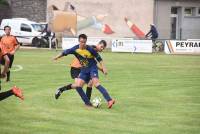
[0,54,14,68]
[70,67,81,79]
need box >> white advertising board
[62,37,101,50]
[112,39,152,53]
[165,40,200,54]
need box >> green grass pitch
[0,49,200,134]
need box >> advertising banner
[165,40,200,54]
[62,37,101,50]
[112,39,152,53]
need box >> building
[1,0,200,39]
[47,0,200,39]
[155,0,200,39]
[47,0,154,38]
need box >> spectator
[145,24,158,51]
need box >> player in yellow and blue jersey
[53,34,115,108]
[55,40,107,101]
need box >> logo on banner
[165,40,200,54]
[112,40,124,48]
[133,46,137,52]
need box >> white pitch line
[11,65,23,72]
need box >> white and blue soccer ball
[92,97,102,108]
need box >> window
[184,7,193,16]
[171,7,178,14]
[198,8,200,15]
[20,23,32,32]
[31,24,43,32]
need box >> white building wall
[156,0,200,39]
[183,17,200,39]
[47,0,154,38]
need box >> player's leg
[91,68,115,108]
[55,81,78,99]
[0,86,24,101]
[92,77,111,101]
[92,77,115,108]
[6,54,14,82]
[55,83,73,99]
[0,90,13,101]
[90,67,112,102]
[86,80,93,100]
[0,57,7,81]
[55,67,80,99]
[76,72,92,106]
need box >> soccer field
[0,49,200,134]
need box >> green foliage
[0,50,200,134]
[0,0,9,6]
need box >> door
[170,14,178,39]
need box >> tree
[0,0,9,6]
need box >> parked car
[0,18,43,46]
[32,22,58,48]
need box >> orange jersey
[70,57,82,68]
[0,42,8,61]
[1,35,18,53]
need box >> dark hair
[99,40,107,47]
[52,5,58,10]
[4,25,11,30]
[78,34,87,40]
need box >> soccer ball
[92,97,102,108]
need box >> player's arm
[91,48,107,75]
[10,36,20,55]
[53,53,64,60]
[11,44,20,55]
[98,60,107,75]
[14,43,20,51]
[1,55,10,78]
[97,64,107,75]
[97,65,103,72]
[14,37,20,51]
[53,47,74,60]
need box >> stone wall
[0,4,11,23]
[7,0,47,22]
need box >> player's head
[78,34,87,48]
[4,25,11,35]
[96,40,107,52]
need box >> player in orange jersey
[0,25,20,81]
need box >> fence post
[180,28,182,40]
[49,37,52,49]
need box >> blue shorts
[79,66,99,83]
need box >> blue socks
[76,85,112,104]
[96,85,112,102]
[86,87,92,100]
[76,87,91,105]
